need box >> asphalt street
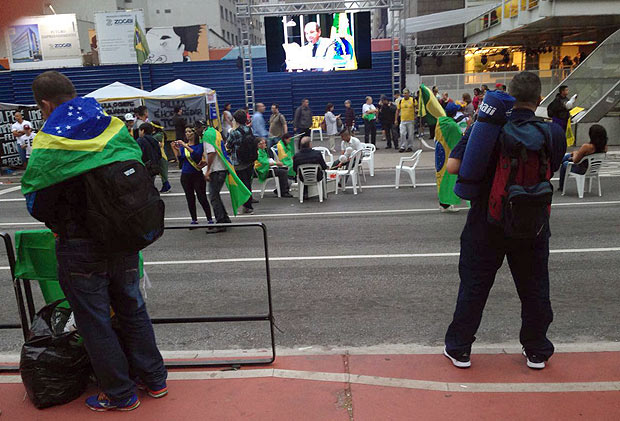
[0,168,619,353]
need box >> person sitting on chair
[255,138,293,197]
[559,124,607,191]
[293,137,328,198]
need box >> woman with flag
[277,133,296,177]
[171,126,214,227]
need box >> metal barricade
[0,222,276,373]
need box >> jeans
[559,153,587,190]
[444,206,555,360]
[382,124,393,147]
[399,121,415,149]
[235,164,254,210]
[19,147,27,166]
[364,119,377,145]
[208,170,231,223]
[56,239,167,400]
[180,172,212,221]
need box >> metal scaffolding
[236,0,404,110]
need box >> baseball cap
[23,123,31,129]
[495,83,503,89]
[124,113,135,121]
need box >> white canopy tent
[146,79,215,99]
[85,81,149,101]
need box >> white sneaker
[440,205,460,213]
[523,350,546,370]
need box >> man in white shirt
[361,96,377,145]
[18,123,36,164]
[11,111,32,166]
[204,138,231,231]
[334,128,364,168]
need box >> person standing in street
[547,85,577,131]
[227,109,257,214]
[132,105,149,139]
[395,88,416,152]
[343,100,356,134]
[324,103,340,152]
[22,71,167,411]
[294,98,313,145]
[222,103,234,135]
[378,95,396,149]
[11,111,32,167]
[268,103,288,148]
[252,102,269,139]
[362,96,377,145]
[204,127,234,232]
[171,106,187,142]
[443,71,566,371]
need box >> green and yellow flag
[277,139,296,177]
[418,84,446,127]
[22,97,143,195]
[202,127,251,215]
[435,116,462,206]
[134,19,150,65]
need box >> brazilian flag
[418,84,446,127]
[22,97,143,195]
[134,19,150,65]
[277,139,295,177]
[202,127,251,215]
[435,116,462,206]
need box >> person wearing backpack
[443,72,566,371]
[226,109,258,214]
[137,123,162,184]
[21,71,167,411]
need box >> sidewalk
[1,347,619,420]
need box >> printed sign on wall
[94,10,146,65]
[5,14,81,70]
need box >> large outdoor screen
[264,11,371,72]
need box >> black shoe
[206,226,227,234]
[443,347,471,368]
[385,145,392,149]
[281,192,293,198]
[523,349,546,369]
[399,148,406,153]
[406,148,413,152]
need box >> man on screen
[302,22,335,71]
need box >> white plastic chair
[562,153,605,198]
[313,146,334,167]
[258,167,281,198]
[395,149,422,189]
[270,145,280,163]
[334,150,363,195]
[310,128,323,143]
[360,143,376,179]
[297,164,326,203]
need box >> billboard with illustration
[144,25,209,64]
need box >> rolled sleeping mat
[454,90,516,200]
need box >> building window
[164,9,171,13]
[220,6,224,19]
[156,9,160,14]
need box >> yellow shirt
[398,97,416,122]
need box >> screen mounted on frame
[264,11,371,72]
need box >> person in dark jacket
[343,99,355,133]
[378,95,397,149]
[171,106,187,141]
[293,136,328,180]
[547,85,577,131]
[137,123,163,183]
[293,98,313,141]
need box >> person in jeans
[171,126,214,226]
[226,109,256,214]
[443,71,566,370]
[558,124,607,191]
[205,129,232,233]
[324,103,340,152]
[395,89,416,152]
[361,96,377,145]
[24,71,167,411]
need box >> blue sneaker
[86,393,140,412]
[207,219,214,225]
[137,381,169,398]
[160,181,172,193]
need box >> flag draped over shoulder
[277,139,295,177]
[202,127,251,215]
[134,19,150,65]
[21,97,142,195]
[435,116,462,206]
[418,84,446,127]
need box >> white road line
[2,200,620,227]
[1,247,615,270]
[1,369,618,392]
[0,186,21,196]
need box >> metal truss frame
[411,42,496,57]
[237,0,404,110]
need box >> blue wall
[0,52,392,127]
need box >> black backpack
[235,128,258,164]
[83,160,165,252]
[141,135,162,176]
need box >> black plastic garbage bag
[20,299,92,409]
